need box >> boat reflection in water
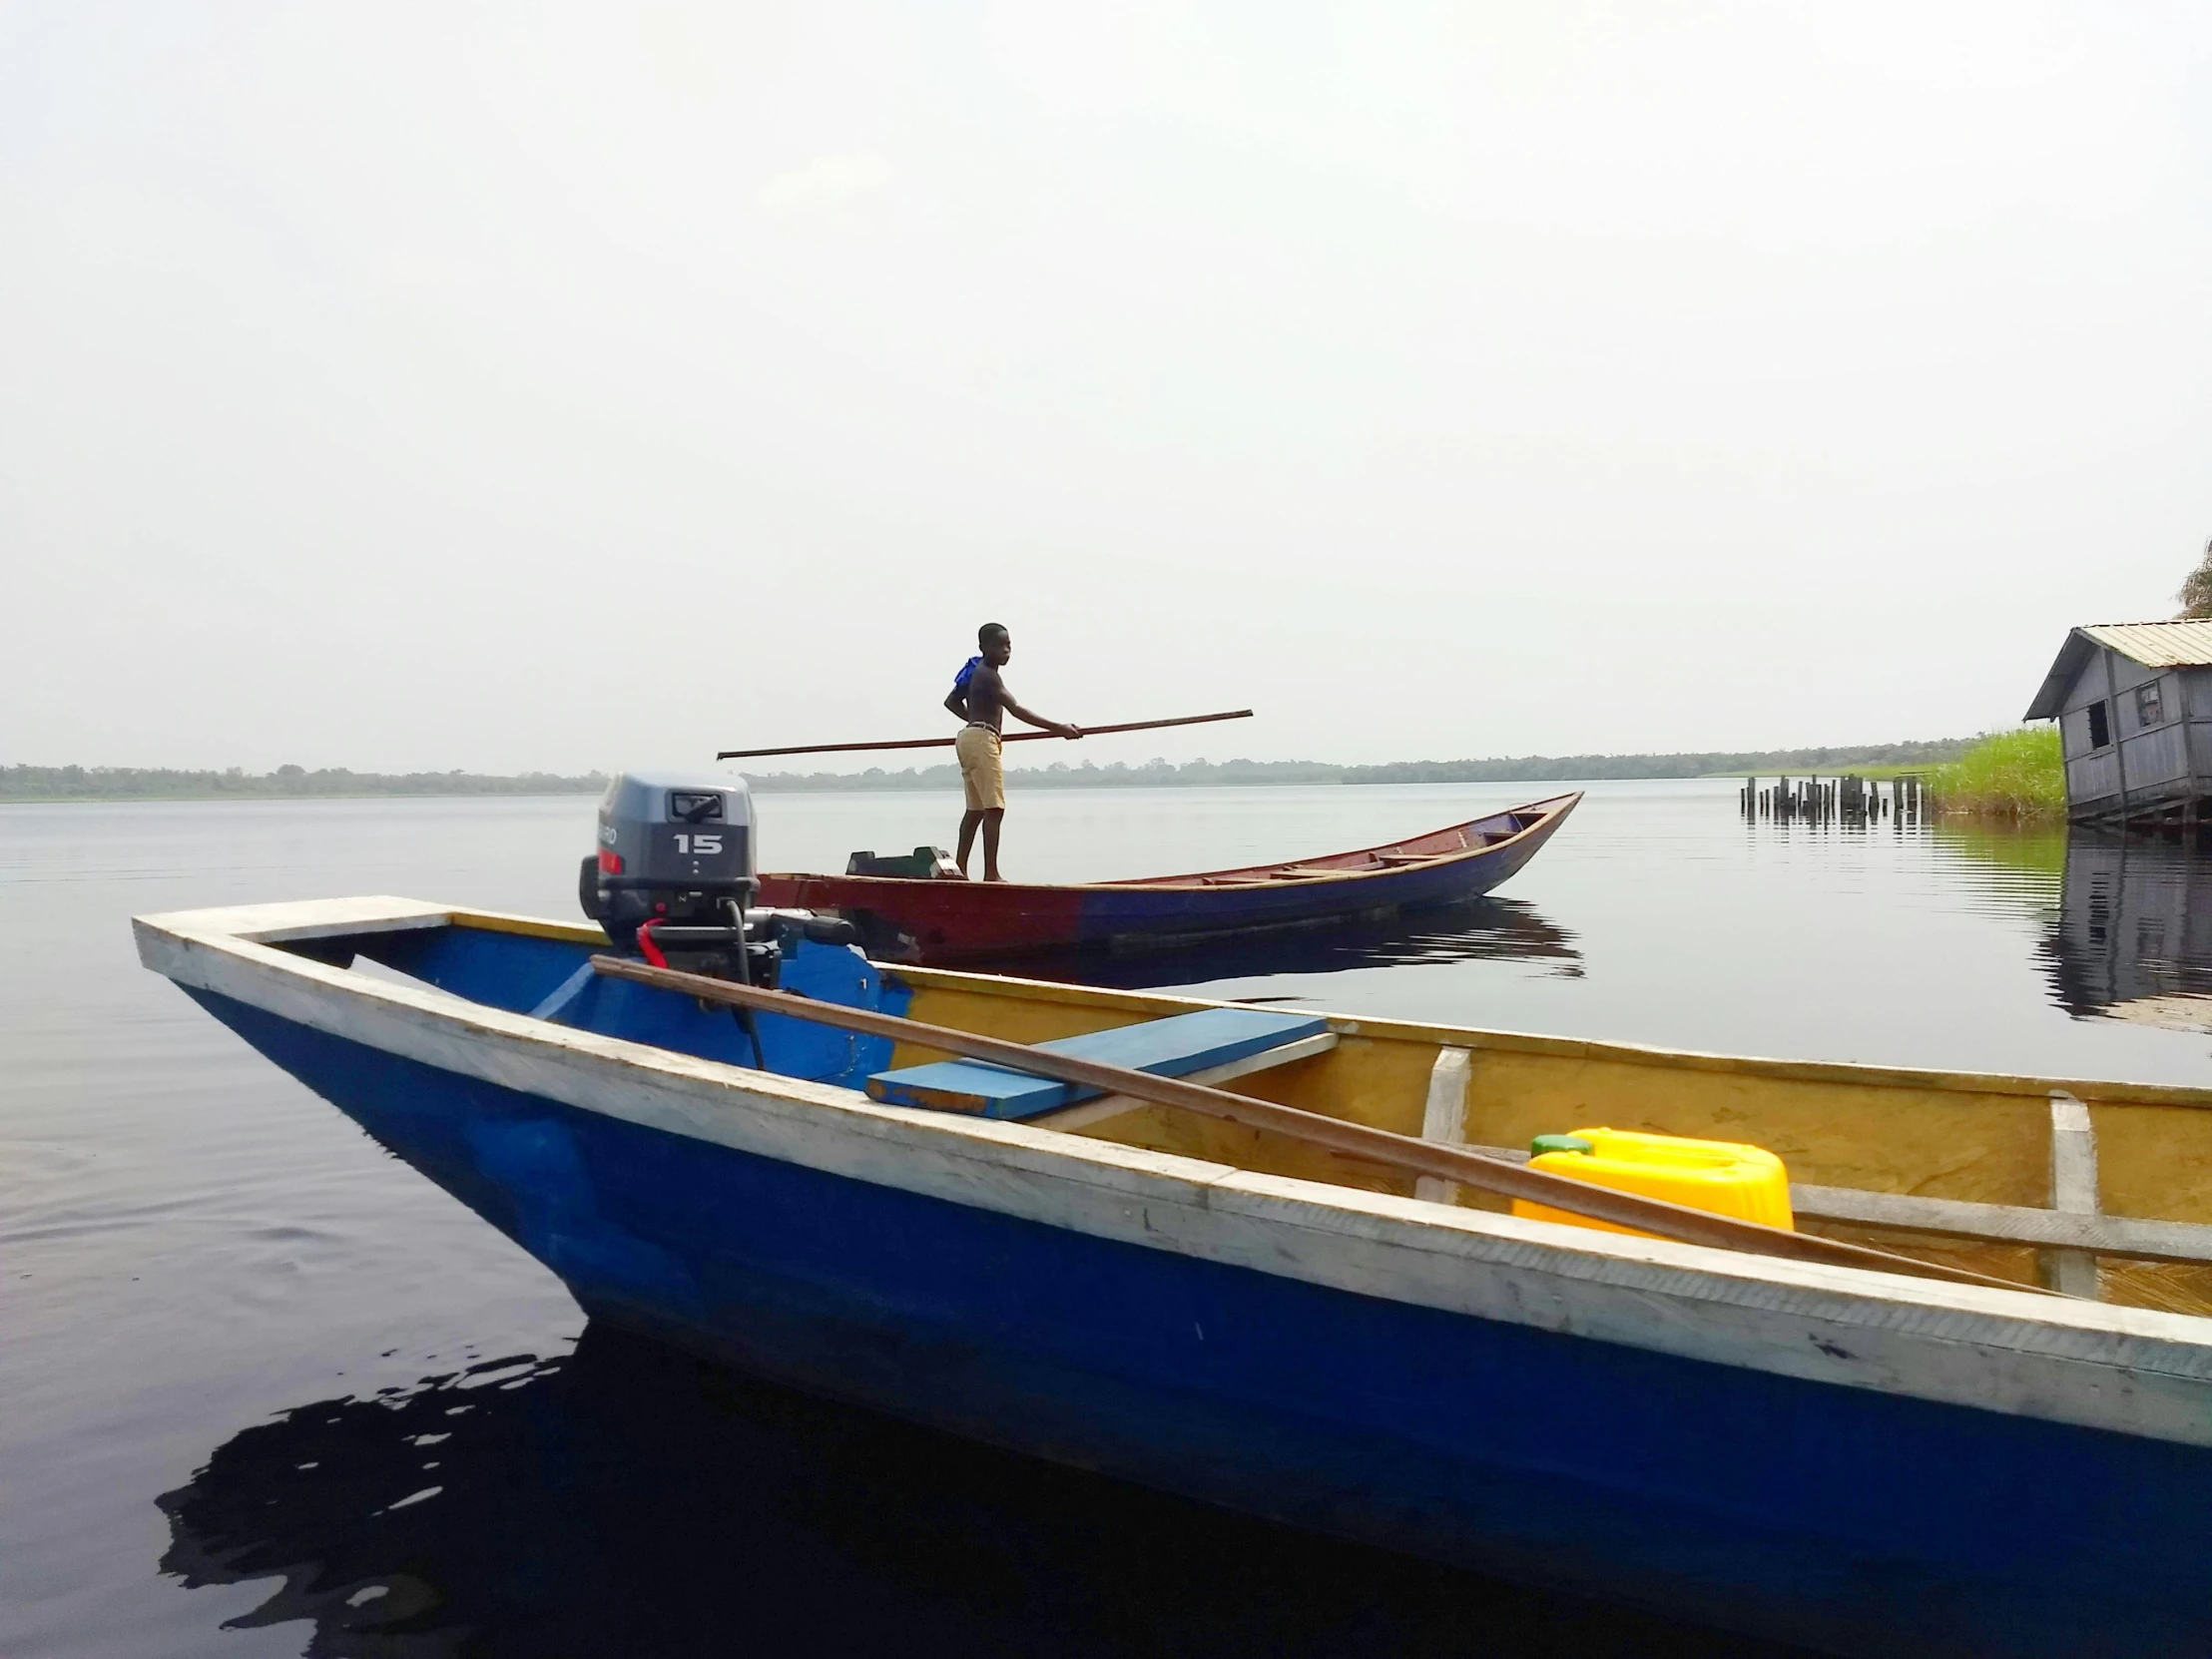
[979,895,1583,993]
[157,1325,1782,1659]
[2047,833,2212,1033]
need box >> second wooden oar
[717,709,1253,762]
[591,956,2050,1296]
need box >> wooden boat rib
[135,895,2212,1658]
[755,793,1580,962]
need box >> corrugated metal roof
[2024,622,2212,721]
[2078,621,2212,667]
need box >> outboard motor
[577,769,865,1073]
[580,768,856,992]
[577,769,784,983]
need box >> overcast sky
[5,2,2209,773]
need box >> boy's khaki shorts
[955,725,1004,811]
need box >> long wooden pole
[591,956,2049,1296]
[716,709,1254,762]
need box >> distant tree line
[1334,739,1977,786]
[6,742,1982,801]
[744,758,1347,792]
[747,742,1978,791]
[2,765,608,801]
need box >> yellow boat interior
[885,962,2212,1316]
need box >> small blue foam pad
[864,1006,1331,1119]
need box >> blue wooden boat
[136,896,2212,1657]
[757,794,1580,962]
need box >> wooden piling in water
[1742,774,1900,829]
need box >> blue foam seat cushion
[865,1006,1330,1119]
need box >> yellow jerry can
[1511,1126,1794,1239]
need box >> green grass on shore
[1929,728,2064,821]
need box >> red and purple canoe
[757,792,1581,964]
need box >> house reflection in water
[2047,834,2212,1032]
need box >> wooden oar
[716,709,1253,762]
[590,956,2053,1297]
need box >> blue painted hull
[192,986,2212,1659]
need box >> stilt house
[2025,622,2212,827]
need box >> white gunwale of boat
[133,895,2212,1448]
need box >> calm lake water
[6,780,2209,1658]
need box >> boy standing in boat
[943,624,1081,881]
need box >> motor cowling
[579,770,856,984]
[577,769,773,976]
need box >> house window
[2086,700,2111,749]
[2137,681,2164,729]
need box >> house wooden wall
[2057,649,2212,819]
